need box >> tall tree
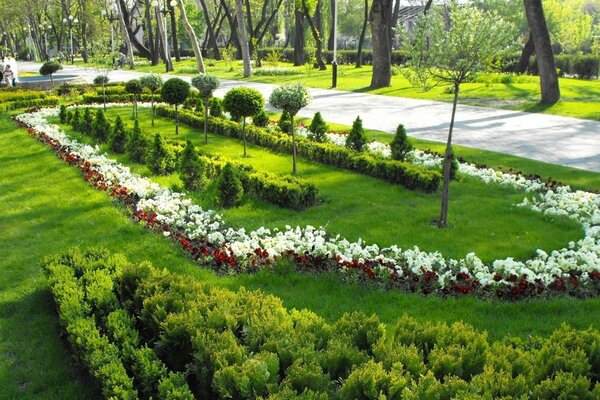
[356,0,369,67]
[177,0,205,72]
[235,0,252,77]
[303,0,326,70]
[403,1,514,228]
[117,0,135,68]
[293,6,305,66]
[523,0,560,104]
[369,0,393,88]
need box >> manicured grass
[57,106,583,264]
[3,108,600,397]
[131,58,600,121]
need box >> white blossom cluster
[16,106,600,294]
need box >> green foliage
[339,360,394,400]
[218,162,244,208]
[346,116,368,152]
[390,124,412,161]
[147,133,175,175]
[213,352,278,399]
[252,109,269,128]
[178,140,207,191]
[158,372,196,400]
[161,78,191,106]
[124,79,143,96]
[139,74,164,93]
[91,109,111,143]
[278,110,292,134]
[93,75,109,85]
[334,311,385,355]
[126,120,150,164]
[59,105,67,124]
[109,115,128,153]
[269,83,312,116]
[223,87,265,121]
[39,61,63,77]
[70,108,81,131]
[450,151,459,180]
[191,73,220,98]
[308,112,328,143]
[81,108,93,134]
[209,97,223,118]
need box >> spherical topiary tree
[178,140,206,191]
[218,162,243,208]
[39,61,63,88]
[346,116,367,152]
[139,74,163,127]
[161,78,191,135]
[222,87,265,158]
[191,73,220,144]
[93,75,110,110]
[269,83,312,175]
[125,79,143,119]
[309,111,328,143]
[390,124,412,161]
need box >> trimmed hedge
[83,93,154,104]
[45,248,600,399]
[0,97,60,112]
[156,106,441,193]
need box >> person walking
[8,56,18,86]
[3,64,14,87]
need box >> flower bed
[15,106,600,298]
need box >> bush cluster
[156,106,441,193]
[0,97,59,112]
[44,248,600,400]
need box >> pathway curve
[19,62,600,172]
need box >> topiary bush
[223,87,265,157]
[81,107,93,134]
[147,133,175,175]
[126,120,150,164]
[125,79,143,119]
[308,111,328,143]
[70,108,81,131]
[390,123,412,161]
[346,116,367,152]
[39,61,63,88]
[191,73,220,143]
[59,105,67,124]
[161,78,190,135]
[218,162,244,207]
[109,115,128,153]
[209,97,223,118]
[252,109,269,128]
[278,110,292,134]
[139,74,163,127]
[91,108,112,143]
[178,140,206,191]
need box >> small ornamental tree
[59,105,67,123]
[252,109,269,128]
[269,83,312,175]
[39,61,62,88]
[93,75,110,110]
[191,73,220,144]
[92,109,111,143]
[125,79,143,119]
[402,0,515,227]
[178,140,206,191]
[82,108,93,134]
[71,108,81,131]
[223,87,265,158]
[147,133,175,175]
[139,74,163,127]
[309,111,328,143]
[346,116,367,152]
[161,78,191,135]
[209,97,223,118]
[390,124,412,161]
[126,120,150,164]
[278,110,292,134]
[218,162,243,208]
[109,115,128,153]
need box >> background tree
[402,1,514,228]
[269,83,312,175]
[125,79,143,119]
[39,61,62,88]
[161,78,191,135]
[369,0,393,88]
[139,74,164,127]
[176,0,206,73]
[235,0,252,77]
[524,0,560,104]
[223,87,265,158]
[191,73,220,144]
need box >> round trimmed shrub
[222,87,265,122]
[252,109,269,127]
[93,75,109,85]
[39,61,62,86]
[161,78,190,135]
[191,73,220,99]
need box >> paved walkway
[18,62,600,172]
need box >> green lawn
[2,104,600,398]
[53,106,583,264]
[129,58,600,121]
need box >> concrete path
[18,62,600,172]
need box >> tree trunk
[81,23,89,63]
[117,0,135,69]
[424,0,433,14]
[356,0,369,67]
[438,83,459,228]
[293,9,305,66]
[327,0,335,51]
[523,0,560,104]
[168,2,181,62]
[369,0,393,88]
[303,0,326,70]
[119,0,151,58]
[204,98,209,144]
[155,8,173,72]
[291,115,297,175]
[515,32,535,73]
[175,104,179,135]
[235,0,252,77]
[177,0,205,73]
[145,0,159,65]
[221,0,241,54]
[196,0,221,59]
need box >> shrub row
[43,248,194,400]
[82,93,154,103]
[0,96,60,112]
[157,106,441,192]
[257,47,410,66]
[45,248,600,399]
[0,90,49,103]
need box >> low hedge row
[157,106,441,193]
[43,248,194,400]
[0,97,60,112]
[195,151,320,210]
[45,248,600,399]
[0,90,49,103]
[82,93,154,103]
